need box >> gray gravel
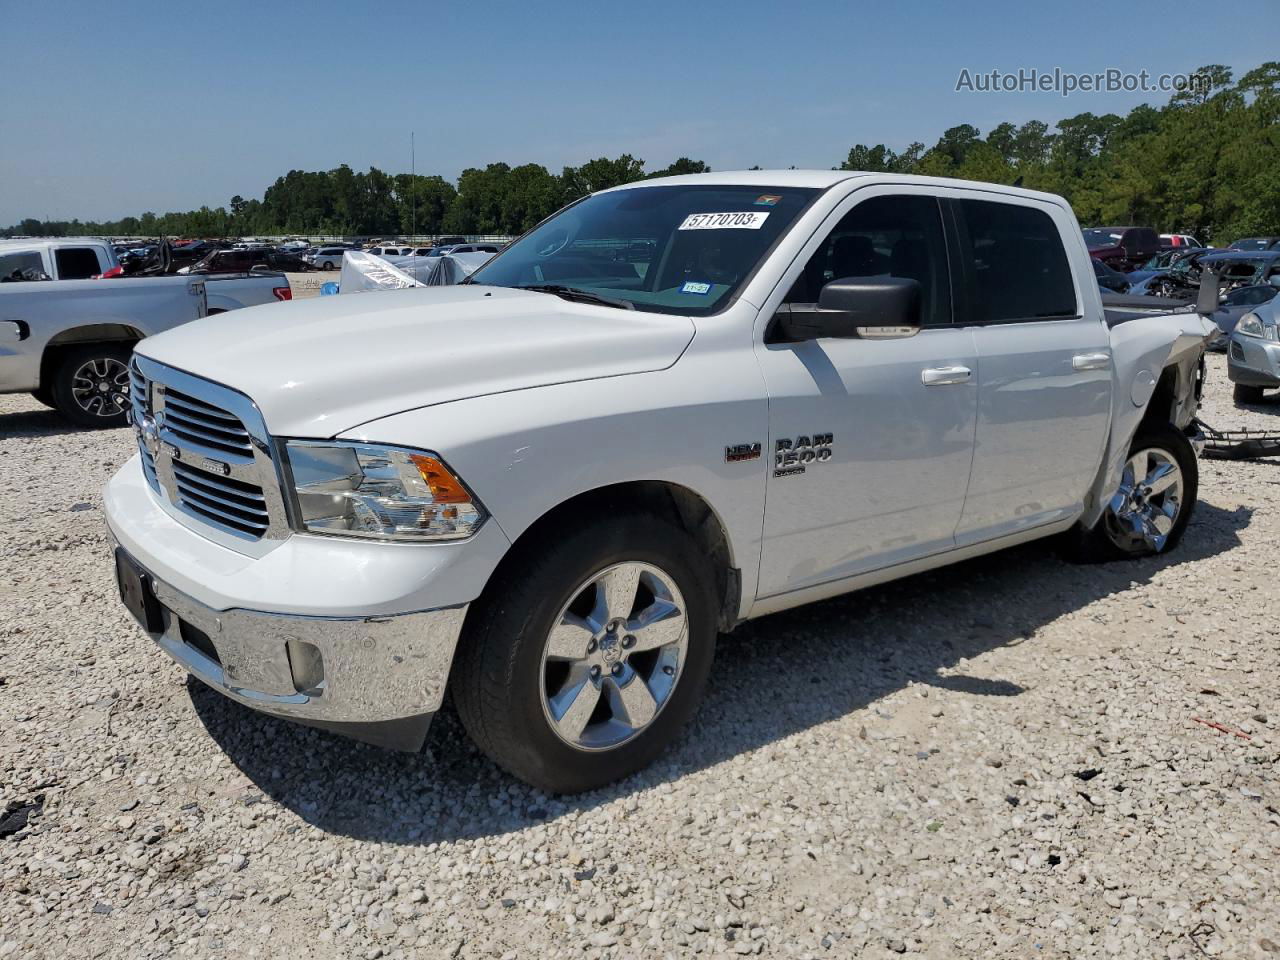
[1,353,1278,959]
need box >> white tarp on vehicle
[386,251,495,285]
[338,251,424,293]
[338,250,496,293]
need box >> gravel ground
[1,352,1277,960]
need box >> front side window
[54,247,103,279]
[956,199,1077,323]
[469,184,818,315]
[783,194,951,327]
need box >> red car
[1082,226,1160,272]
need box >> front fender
[1081,312,1213,526]
[335,362,769,621]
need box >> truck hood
[136,285,696,436]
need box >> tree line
[6,61,1278,243]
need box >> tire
[453,512,717,793]
[1234,383,1266,405]
[50,342,134,428]
[30,384,56,409]
[322,261,336,271]
[1066,421,1198,563]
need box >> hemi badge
[725,442,762,463]
[198,457,231,476]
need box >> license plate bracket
[115,549,164,634]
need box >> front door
[753,191,978,599]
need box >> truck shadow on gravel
[189,500,1251,844]
[0,408,118,438]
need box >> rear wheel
[50,342,134,428]
[452,512,716,793]
[1234,383,1266,405]
[1067,422,1197,562]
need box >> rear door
[949,196,1112,546]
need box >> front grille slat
[173,485,269,535]
[163,394,244,427]
[172,465,266,508]
[162,409,255,454]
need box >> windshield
[1082,228,1123,247]
[468,184,819,315]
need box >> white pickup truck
[103,172,1213,793]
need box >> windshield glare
[468,184,819,315]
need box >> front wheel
[452,512,717,793]
[1067,422,1198,562]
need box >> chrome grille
[160,387,255,459]
[129,356,290,543]
[172,459,270,537]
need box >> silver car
[1227,279,1280,403]
[305,246,348,271]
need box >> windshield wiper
[515,284,635,310]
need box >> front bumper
[113,542,465,749]
[104,456,510,750]
[1228,335,1280,387]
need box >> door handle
[921,365,972,386]
[1073,352,1111,371]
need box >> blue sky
[2,0,1275,223]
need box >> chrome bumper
[1228,336,1280,387]
[116,544,467,750]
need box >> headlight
[284,441,484,541]
[1236,312,1266,339]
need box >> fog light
[286,638,325,695]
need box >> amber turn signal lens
[409,454,472,504]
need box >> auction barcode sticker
[677,211,770,231]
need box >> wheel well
[491,481,741,632]
[1140,365,1180,430]
[40,324,142,388]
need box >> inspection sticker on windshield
[681,281,712,295]
[678,211,770,231]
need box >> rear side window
[955,199,1077,322]
[54,247,103,279]
[0,251,46,278]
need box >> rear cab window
[953,199,1078,323]
[54,247,106,279]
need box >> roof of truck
[0,236,110,247]
[599,169,1070,205]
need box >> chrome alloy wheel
[1104,447,1184,553]
[540,562,688,751]
[70,357,130,418]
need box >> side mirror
[776,277,922,341]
